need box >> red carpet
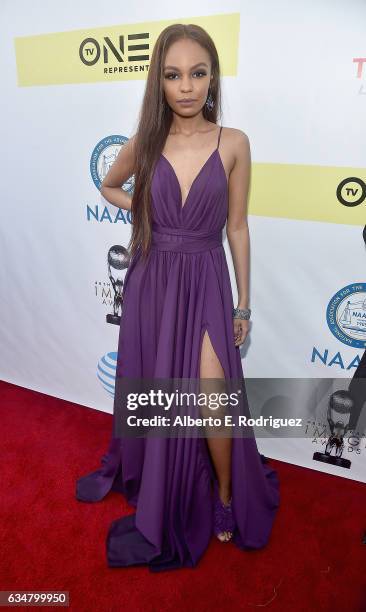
[0,380,365,611]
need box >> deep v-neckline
[160,148,219,210]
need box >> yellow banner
[250,163,366,226]
[14,14,240,86]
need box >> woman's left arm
[226,130,251,347]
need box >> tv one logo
[79,32,150,66]
[337,177,366,207]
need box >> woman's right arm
[100,134,137,211]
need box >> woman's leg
[199,330,232,508]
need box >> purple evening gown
[76,125,280,572]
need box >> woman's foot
[213,480,235,542]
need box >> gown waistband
[151,223,223,253]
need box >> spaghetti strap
[217,125,223,150]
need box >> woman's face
[162,38,213,117]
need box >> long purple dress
[76,125,280,571]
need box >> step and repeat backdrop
[1,1,365,481]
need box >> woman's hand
[233,317,250,347]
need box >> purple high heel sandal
[213,479,235,542]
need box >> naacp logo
[326,283,366,349]
[90,135,134,193]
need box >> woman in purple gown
[76,23,280,572]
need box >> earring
[205,90,214,111]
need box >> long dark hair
[127,23,223,262]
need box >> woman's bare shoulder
[222,126,250,148]
[220,127,250,175]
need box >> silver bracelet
[233,307,251,320]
